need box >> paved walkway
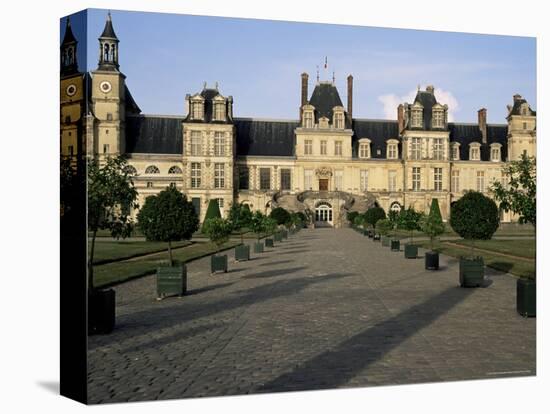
[87,228,536,404]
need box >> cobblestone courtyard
[88,228,536,404]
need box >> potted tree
[87,156,138,334]
[347,211,360,229]
[229,202,252,261]
[263,216,278,247]
[388,210,400,251]
[270,207,290,242]
[364,206,386,240]
[450,191,499,287]
[203,217,233,273]
[491,153,536,316]
[250,211,266,253]
[138,186,199,299]
[420,199,446,270]
[398,207,423,258]
[377,218,392,247]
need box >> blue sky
[62,9,536,124]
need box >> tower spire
[97,12,120,71]
[61,17,78,76]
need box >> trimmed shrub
[270,207,291,226]
[376,218,393,236]
[450,191,499,241]
[364,207,386,229]
[347,211,359,224]
[397,207,423,243]
[202,217,233,252]
[421,199,445,251]
[201,199,221,232]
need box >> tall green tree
[420,199,446,250]
[397,207,423,244]
[270,207,291,226]
[201,199,222,232]
[137,186,199,266]
[249,211,266,241]
[364,207,386,229]
[228,202,253,243]
[490,153,536,227]
[202,217,233,253]
[88,156,139,290]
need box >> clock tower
[90,12,127,157]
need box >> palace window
[335,141,343,156]
[259,168,271,190]
[335,170,343,190]
[146,182,153,188]
[280,169,291,191]
[169,182,176,188]
[470,144,480,161]
[334,112,344,129]
[434,167,443,191]
[412,167,421,191]
[125,165,137,175]
[359,143,370,159]
[432,109,444,128]
[304,140,313,155]
[411,108,423,128]
[476,171,485,192]
[214,163,225,188]
[168,166,182,174]
[239,167,249,190]
[145,165,160,174]
[216,198,224,211]
[451,144,460,161]
[68,145,74,157]
[491,146,501,162]
[360,170,368,192]
[191,162,201,188]
[214,132,226,156]
[304,111,313,128]
[387,142,398,159]
[410,137,422,160]
[190,131,202,156]
[214,102,225,121]
[304,169,313,190]
[523,122,527,130]
[320,140,327,155]
[103,144,109,154]
[191,101,204,120]
[433,138,444,160]
[388,170,397,192]
[451,170,460,193]
[106,113,113,121]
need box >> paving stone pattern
[87,229,536,404]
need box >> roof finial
[332,71,335,84]
[417,84,420,91]
[316,65,320,83]
[107,10,112,21]
[203,81,207,89]
[66,16,71,28]
[215,81,219,90]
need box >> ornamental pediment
[315,166,332,178]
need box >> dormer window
[450,142,460,160]
[490,144,502,162]
[469,143,481,161]
[432,108,444,128]
[386,139,399,159]
[358,139,371,159]
[304,111,313,128]
[411,107,423,128]
[333,111,344,129]
[191,99,204,120]
[213,101,226,121]
[319,117,329,129]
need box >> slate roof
[308,82,346,124]
[407,90,447,131]
[508,96,537,117]
[125,85,141,115]
[100,14,118,39]
[234,118,298,157]
[126,115,183,154]
[352,119,400,159]
[448,123,508,161]
[184,88,232,124]
[61,18,77,45]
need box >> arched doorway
[315,202,333,227]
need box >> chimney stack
[347,74,353,120]
[397,104,405,133]
[478,108,487,144]
[301,72,309,107]
[426,85,435,94]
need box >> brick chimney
[397,104,405,133]
[347,74,353,120]
[301,72,309,107]
[478,108,487,144]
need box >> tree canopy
[202,217,233,252]
[450,191,499,240]
[421,198,446,250]
[364,207,386,228]
[270,207,291,226]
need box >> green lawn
[91,240,191,264]
[92,240,240,288]
[417,239,535,278]
[391,223,535,238]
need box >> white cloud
[377,87,460,121]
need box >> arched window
[145,165,160,174]
[124,165,137,175]
[390,202,402,213]
[104,44,110,61]
[168,166,182,174]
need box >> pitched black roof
[508,95,536,117]
[407,89,447,131]
[184,88,232,124]
[61,18,77,45]
[100,13,118,39]
[125,85,141,114]
[352,119,400,159]
[448,123,508,161]
[126,115,183,154]
[309,82,345,123]
[234,118,298,157]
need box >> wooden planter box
[390,239,400,251]
[404,244,418,259]
[517,278,536,317]
[381,235,390,247]
[281,230,288,239]
[274,232,283,242]
[211,254,228,273]
[373,233,381,241]
[254,241,264,253]
[363,229,369,236]
[235,244,250,261]
[459,256,484,287]
[157,264,187,299]
[425,251,439,270]
[88,288,116,335]
[367,230,374,238]
[265,238,274,247]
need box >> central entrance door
[319,179,328,191]
[315,202,333,227]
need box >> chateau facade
[61,15,537,227]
